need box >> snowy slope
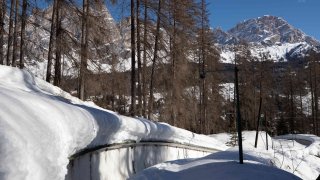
[0,65,227,180]
[212,131,320,180]
[130,150,301,180]
[133,131,320,180]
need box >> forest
[0,0,319,136]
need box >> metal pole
[235,65,243,164]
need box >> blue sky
[38,0,319,40]
[207,0,320,40]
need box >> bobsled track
[66,140,220,180]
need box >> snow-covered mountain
[214,15,320,63]
[20,9,320,76]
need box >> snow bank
[211,131,320,180]
[275,134,320,157]
[133,131,320,180]
[0,65,227,180]
[130,149,301,180]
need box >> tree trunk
[136,0,142,116]
[54,0,62,86]
[46,0,57,82]
[170,0,177,126]
[0,0,5,65]
[290,73,294,133]
[19,0,27,69]
[79,0,89,100]
[200,0,207,133]
[147,0,161,119]
[6,0,16,66]
[310,61,316,134]
[314,60,319,135]
[130,0,136,116]
[12,0,19,67]
[255,64,263,148]
[142,0,148,118]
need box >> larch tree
[147,0,162,119]
[6,0,16,66]
[53,0,62,86]
[0,0,5,65]
[46,0,58,82]
[130,0,136,116]
[19,0,28,69]
[78,0,90,100]
[12,0,20,67]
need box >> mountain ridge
[213,15,319,47]
[213,15,319,63]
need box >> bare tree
[136,0,143,116]
[142,0,148,118]
[11,0,20,67]
[54,0,62,86]
[19,0,28,69]
[78,0,90,100]
[130,0,136,116]
[46,0,58,82]
[0,0,5,65]
[6,0,16,66]
[147,0,161,119]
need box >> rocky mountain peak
[214,15,319,46]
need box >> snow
[130,150,300,180]
[219,83,234,101]
[0,65,227,180]
[133,131,320,180]
[220,50,235,64]
[1,65,319,180]
[214,131,320,179]
[219,42,311,63]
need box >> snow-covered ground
[130,150,300,180]
[1,65,320,180]
[0,65,226,180]
[133,131,320,180]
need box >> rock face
[228,15,319,46]
[213,15,320,62]
[23,4,123,78]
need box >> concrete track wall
[66,142,218,180]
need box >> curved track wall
[66,142,219,180]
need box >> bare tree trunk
[136,0,142,116]
[12,0,19,67]
[54,0,62,86]
[46,0,57,82]
[314,61,319,135]
[130,0,136,116]
[79,0,89,100]
[200,0,207,133]
[147,0,161,119]
[254,96,262,148]
[0,0,5,65]
[255,63,263,148]
[310,62,316,134]
[6,0,16,66]
[170,0,177,126]
[19,0,27,69]
[289,73,294,133]
[142,0,148,118]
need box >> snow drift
[0,65,227,180]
